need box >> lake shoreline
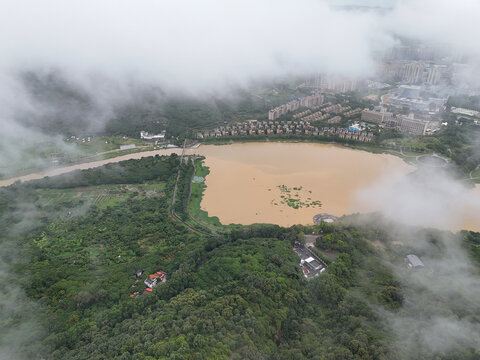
[193,142,416,226]
[0,138,424,185]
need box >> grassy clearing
[471,168,480,179]
[33,183,165,210]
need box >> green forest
[1,155,479,359]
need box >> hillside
[0,156,479,360]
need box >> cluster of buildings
[361,107,433,136]
[380,61,450,86]
[323,127,374,142]
[385,85,447,113]
[293,243,327,279]
[405,254,424,269]
[130,270,167,298]
[197,119,319,138]
[293,109,312,119]
[196,120,374,142]
[451,107,480,117]
[380,41,479,95]
[301,104,356,122]
[302,74,360,93]
[343,108,363,118]
[268,94,324,120]
[327,116,342,124]
[361,108,394,124]
[302,111,331,122]
[140,130,166,140]
[120,144,136,151]
[144,270,167,288]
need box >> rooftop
[405,254,424,269]
[293,244,327,278]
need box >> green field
[188,158,223,228]
[33,182,165,210]
[471,168,480,183]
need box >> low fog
[353,164,480,357]
[356,165,480,231]
[376,222,480,358]
[0,0,477,177]
[0,0,479,168]
[1,1,480,359]
[1,0,479,85]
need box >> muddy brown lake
[2,142,479,231]
[192,142,415,226]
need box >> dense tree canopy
[1,156,479,360]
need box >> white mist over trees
[0,0,478,174]
[1,2,480,358]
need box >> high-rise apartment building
[402,62,425,84]
[397,115,427,135]
[361,109,393,124]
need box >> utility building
[405,254,424,269]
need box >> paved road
[0,147,184,187]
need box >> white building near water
[140,130,166,140]
[120,144,136,151]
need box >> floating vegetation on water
[273,185,322,210]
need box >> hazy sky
[0,0,478,91]
[0,0,478,200]
[1,2,480,359]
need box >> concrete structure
[426,64,447,85]
[343,108,363,118]
[303,74,360,93]
[327,116,341,124]
[197,119,375,142]
[402,62,425,84]
[361,108,393,124]
[313,213,338,224]
[268,97,322,121]
[405,254,424,269]
[140,130,166,140]
[451,107,480,117]
[300,94,324,108]
[293,244,327,278]
[304,73,323,89]
[120,144,136,151]
[326,78,358,93]
[397,115,427,136]
[387,86,447,113]
[144,270,166,288]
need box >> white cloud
[356,167,480,231]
